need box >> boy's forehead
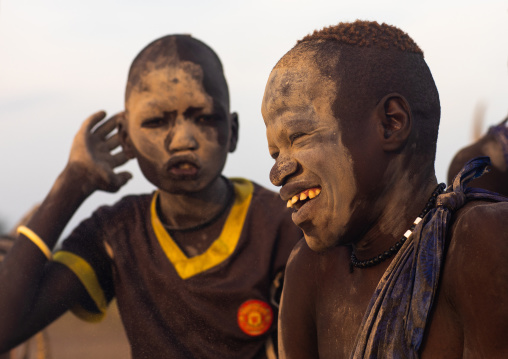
[129,61,227,111]
[137,61,205,91]
[127,65,213,112]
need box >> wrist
[57,163,96,199]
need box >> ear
[228,112,239,153]
[377,94,412,152]
[117,112,136,159]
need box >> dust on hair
[298,20,423,56]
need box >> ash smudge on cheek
[329,135,358,219]
[134,133,165,159]
[198,124,222,146]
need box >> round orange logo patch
[237,299,273,336]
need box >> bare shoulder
[442,200,508,356]
[446,200,508,274]
[448,200,508,250]
[284,238,351,292]
[284,238,320,288]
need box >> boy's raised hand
[67,111,132,195]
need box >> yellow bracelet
[17,225,52,260]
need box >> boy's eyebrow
[183,106,205,118]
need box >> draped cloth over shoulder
[351,157,508,359]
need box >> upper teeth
[287,188,321,208]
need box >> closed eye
[289,132,305,145]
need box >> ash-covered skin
[119,39,238,228]
[262,47,435,256]
[268,22,508,359]
[263,48,358,252]
[266,44,440,358]
[123,62,232,190]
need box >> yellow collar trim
[151,178,254,279]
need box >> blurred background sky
[1,0,507,236]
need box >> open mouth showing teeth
[178,163,194,170]
[287,187,321,210]
[169,162,198,175]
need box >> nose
[270,155,298,186]
[166,118,198,153]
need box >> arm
[0,111,131,351]
[447,202,508,358]
[278,240,319,359]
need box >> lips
[165,155,200,177]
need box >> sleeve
[272,210,303,276]
[53,205,117,322]
[259,188,303,308]
[270,213,302,309]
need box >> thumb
[110,171,133,192]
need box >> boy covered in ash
[0,35,301,358]
[262,21,508,358]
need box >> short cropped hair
[298,20,423,55]
[280,20,441,161]
[125,35,229,109]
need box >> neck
[351,170,438,262]
[158,176,232,229]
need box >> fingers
[93,112,124,139]
[110,151,130,168]
[83,110,107,133]
[113,171,133,189]
[103,171,133,193]
[105,133,122,151]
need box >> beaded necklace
[350,183,446,271]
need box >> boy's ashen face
[124,62,233,194]
[262,53,365,251]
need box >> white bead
[404,230,412,238]
[414,217,422,225]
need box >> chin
[303,232,337,253]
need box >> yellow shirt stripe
[53,251,107,322]
[151,178,254,279]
